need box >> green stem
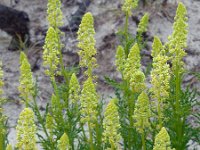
[157,99,163,129]
[141,132,146,150]
[124,12,129,58]
[88,122,94,150]
[33,97,54,149]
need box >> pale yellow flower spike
[69,73,80,104]
[115,45,126,73]
[133,92,151,134]
[80,77,98,128]
[153,127,174,150]
[43,27,60,77]
[123,43,146,93]
[18,52,34,104]
[103,99,121,150]
[168,2,188,73]
[57,133,71,150]
[77,12,97,78]
[16,108,37,150]
[151,37,170,128]
[137,13,149,34]
[122,0,138,16]
[47,0,63,28]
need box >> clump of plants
[0,0,199,149]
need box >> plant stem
[124,12,129,58]
[88,122,94,150]
[141,131,146,150]
[33,97,54,149]
[157,99,163,129]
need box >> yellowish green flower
[115,45,125,73]
[168,2,188,73]
[43,27,60,77]
[69,73,80,104]
[77,12,97,78]
[103,99,121,150]
[6,144,12,150]
[137,13,149,34]
[45,113,54,133]
[123,43,146,92]
[57,133,71,150]
[122,0,138,16]
[151,37,170,127]
[80,77,98,128]
[18,52,34,104]
[16,108,37,150]
[153,127,174,150]
[151,36,163,58]
[47,0,63,28]
[133,92,151,134]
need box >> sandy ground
[0,0,199,149]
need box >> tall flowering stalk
[133,92,151,150]
[77,12,99,149]
[122,0,139,57]
[18,52,34,106]
[153,127,174,150]
[16,108,37,150]
[80,77,98,149]
[167,3,189,149]
[168,2,188,113]
[103,99,121,150]
[150,37,170,129]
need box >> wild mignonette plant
[0,0,199,150]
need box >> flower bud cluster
[133,92,151,134]
[77,12,97,78]
[123,43,146,93]
[16,108,37,150]
[18,52,34,103]
[103,99,121,150]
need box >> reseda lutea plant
[0,0,199,150]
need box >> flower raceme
[122,0,138,16]
[47,0,63,28]
[77,12,97,78]
[57,133,71,150]
[150,37,170,128]
[18,52,34,105]
[43,27,60,77]
[168,2,188,73]
[69,73,80,104]
[133,92,151,134]
[123,43,146,93]
[103,99,121,150]
[80,77,98,128]
[115,45,125,74]
[137,13,149,34]
[16,108,37,150]
[153,127,174,150]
